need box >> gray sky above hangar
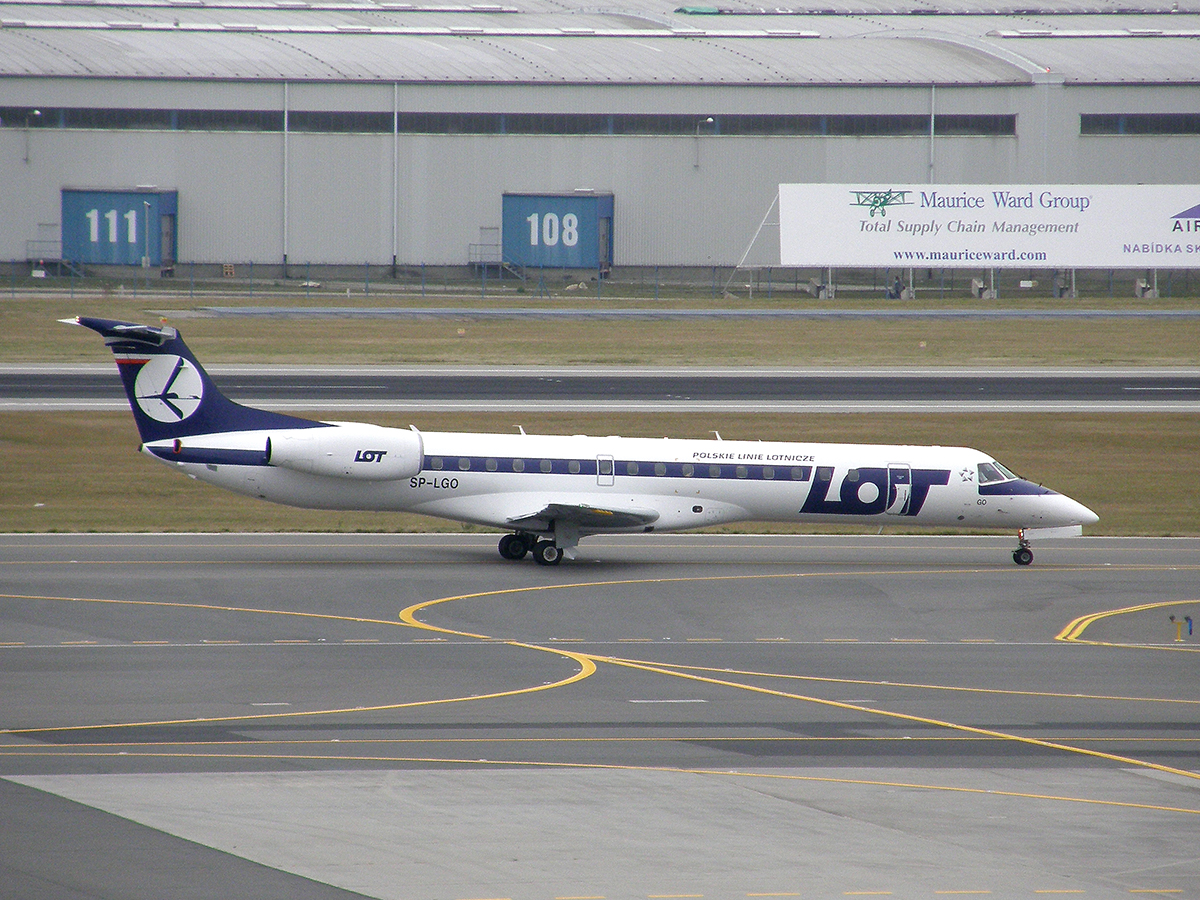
[1,0,1199,85]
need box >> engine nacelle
[267,423,423,481]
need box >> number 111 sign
[62,189,178,267]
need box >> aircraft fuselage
[144,427,1094,538]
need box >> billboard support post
[725,191,779,296]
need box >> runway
[2,533,1199,898]
[165,305,1200,320]
[6,365,1200,412]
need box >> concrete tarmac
[2,533,1199,899]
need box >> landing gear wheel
[533,540,563,566]
[498,533,530,561]
[1012,528,1034,566]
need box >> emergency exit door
[597,455,615,487]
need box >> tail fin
[62,317,319,442]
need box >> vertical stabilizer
[62,317,320,442]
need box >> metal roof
[1,0,1198,84]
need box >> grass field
[4,290,1197,536]
[2,410,1194,536]
[7,292,1200,367]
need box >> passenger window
[430,457,443,470]
[512,458,525,472]
[485,458,498,472]
[540,459,553,473]
[458,458,471,471]
[654,462,667,476]
[763,467,774,480]
[627,461,639,476]
[568,460,581,474]
[682,463,694,477]
[709,465,722,478]
[735,466,748,479]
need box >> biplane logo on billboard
[778,184,1200,268]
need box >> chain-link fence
[2,259,1197,302]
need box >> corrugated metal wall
[4,81,1200,267]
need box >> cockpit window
[978,461,1018,485]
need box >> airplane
[64,316,1098,566]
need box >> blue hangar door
[62,188,178,267]
[502,192,614,273]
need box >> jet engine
[267,423,423,481]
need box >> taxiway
[2,533,1199,899]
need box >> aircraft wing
[506,502,660,532]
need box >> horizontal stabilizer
[59,317,177,345]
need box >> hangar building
[2,0,1199,276]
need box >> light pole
[694,116,714,168]
[143,199,151,287]
[23,109,41,164]
[142,200,151,268]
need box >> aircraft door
[597,454,615,487]
[886,465,911,515]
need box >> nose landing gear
[1012,529,1034,566]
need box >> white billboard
[779,184,1200,268]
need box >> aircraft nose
[1059,493,1099,527]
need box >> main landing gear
[532,541,563,566]
[1012,529,1034,566]
[498,532,530,560]
[498,532,563,566]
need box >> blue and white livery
[65,316,1099,566]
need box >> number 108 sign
[502,193,613,270]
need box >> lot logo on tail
[134,355,203,422]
